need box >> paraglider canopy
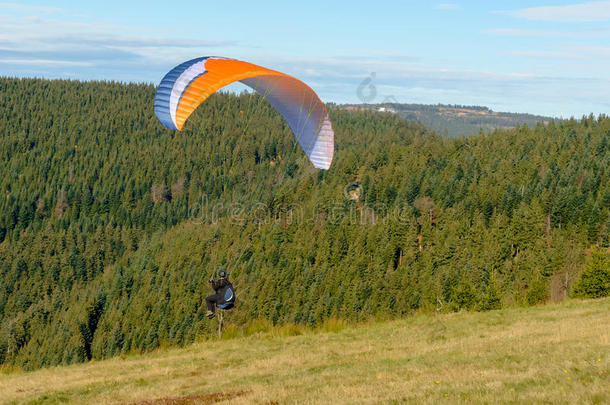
[154,56,334,169]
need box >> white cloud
[0,2,60,13]
[485,27,610,38]
[0,11,238,74]
[507,44,610,60]
[507,49,586,60]
[435,3,461,10]
[485,28,566,37]
[0,58,93,67]
[508,1,610,22]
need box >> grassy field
[1,298,608,404]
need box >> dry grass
[124,390,249,404]
[0,298,608,404]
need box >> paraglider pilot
[206,270,234,319]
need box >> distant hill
[341,103,556,138]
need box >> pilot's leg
[206,294,218,318]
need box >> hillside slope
[0,78,609,370]
[0,298,608,404]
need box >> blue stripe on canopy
[153,57,208,130]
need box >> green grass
[1,298,608,404]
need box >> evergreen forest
[0,77,609,370]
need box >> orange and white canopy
[154,57,334,169]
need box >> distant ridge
[341,103,556,138]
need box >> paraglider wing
[154,57,334,169]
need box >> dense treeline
[0,77,608,370]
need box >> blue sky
[1,1,610,117]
